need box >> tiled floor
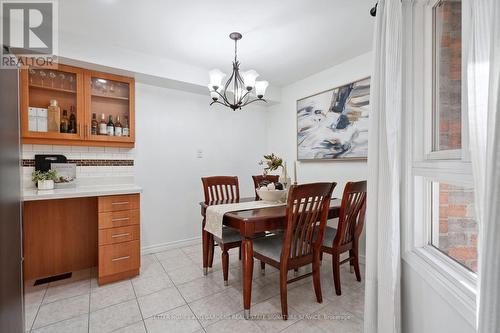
[24,241,365,333]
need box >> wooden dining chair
[320,181,367,295]
[252,182,336,319]
[252,175,279,200]
[201,176,242,286]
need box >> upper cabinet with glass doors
[20,62,135,148]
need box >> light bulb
[241,70,259,91]
[255,81,269,98]
[207,84,220,101]
[208,69,226,90]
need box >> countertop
[23,184,142,201]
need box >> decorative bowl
[256,188,287,202]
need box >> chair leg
[332,253,341,296]
[294,268,299,276]
[353,248,361,282]
[312,254,323,303]
[222,249,229,286]
[239,245,242,260]
[279,270,288,320]
[349,249,355,273]
[260,261,265,275]
[208,235,214,268]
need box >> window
[432,0,462,152]
[431,182,478,272]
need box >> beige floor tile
[24,288,46,307]
[204,311,264,333]
[31,314,88,333]
[43,279,90,304]
[90,280,136,312]
[112,320,147,333]
[177,274,226,303]
[286,283,331,314]
[189,287,243,327]
[137,287,186,319]
[159,255,197,273]
[24,303,39,331]
[248,295,301,332]
[154,248,185,262]
[89,299,142,333]
[131,271,173,297]
[167,263,204,285]
[33,294,89,329]
[144,304,202,333]
[311,305,363,333]
[284,319,327,333]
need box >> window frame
[402,0,477,328]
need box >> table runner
[205,201,286,239]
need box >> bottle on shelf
[60,110,69,133]
[115,115,122,137]
[68,106,77,133]
[91,113,98,135]
[122,116,129,137]
[47,99,60,132]
[99,113,107,135]
[107,115,114,136]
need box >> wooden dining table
[199,197,341,319]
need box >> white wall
[134,83,268,250]
[266,52,372,258]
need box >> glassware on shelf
[29,68,36,85]
[39,70,46,86]
[48,71,56,88]
[58,73,65,89]
[109,84,115,96]
[68,76,75,91]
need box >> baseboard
[141,236,201,255]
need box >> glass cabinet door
[22,64,84,140]
[86,72,134,143]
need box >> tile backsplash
[22,144,136,188]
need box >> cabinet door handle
[111,201,129,205]
[111,256,130,262]
[111,233,130,238]
[111,217,129,222]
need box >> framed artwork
[296,77,370,161]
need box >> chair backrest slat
[252,175,280,199]
[333,181,367,247]
[201,176,240,204]
[281,182,336,264]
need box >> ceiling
[59,0,375,87]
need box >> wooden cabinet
[20,63,135,148]
[97,194,140,285]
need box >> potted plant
[32,170,58,190]
[259,153,291,188]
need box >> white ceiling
[59,0,375,87]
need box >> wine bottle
[99,113,107,135]
[115,115,122,137]
[60,110,69,133]
[107,115,114,136]
[122,116,129,137]
[91,113,98,135]
[68,106,77,133]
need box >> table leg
[242,238,254,319]
[202,218,208,276]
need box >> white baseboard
[141,236,201,255]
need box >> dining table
[199,197,341,319]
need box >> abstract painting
[297,77,370,160]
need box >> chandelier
[208,32,269,111]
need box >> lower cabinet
[98,194,141,285]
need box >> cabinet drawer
[99,225,139,245]
[98,209,139,229]
[99,240,140,277]
[98,194,140,212]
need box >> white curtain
[469,0,500,330]
[364,0,403,332]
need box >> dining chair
[320,181,367,295]
[201,176,242,286]
[252,175,279,200]
[252,182,336,319]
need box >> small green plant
[259,153,283,175]
[32,170,58,183]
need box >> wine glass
[39,70,46,86]
[68,76,75,91]
[29,68,36,85]
[58,73,65,89]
